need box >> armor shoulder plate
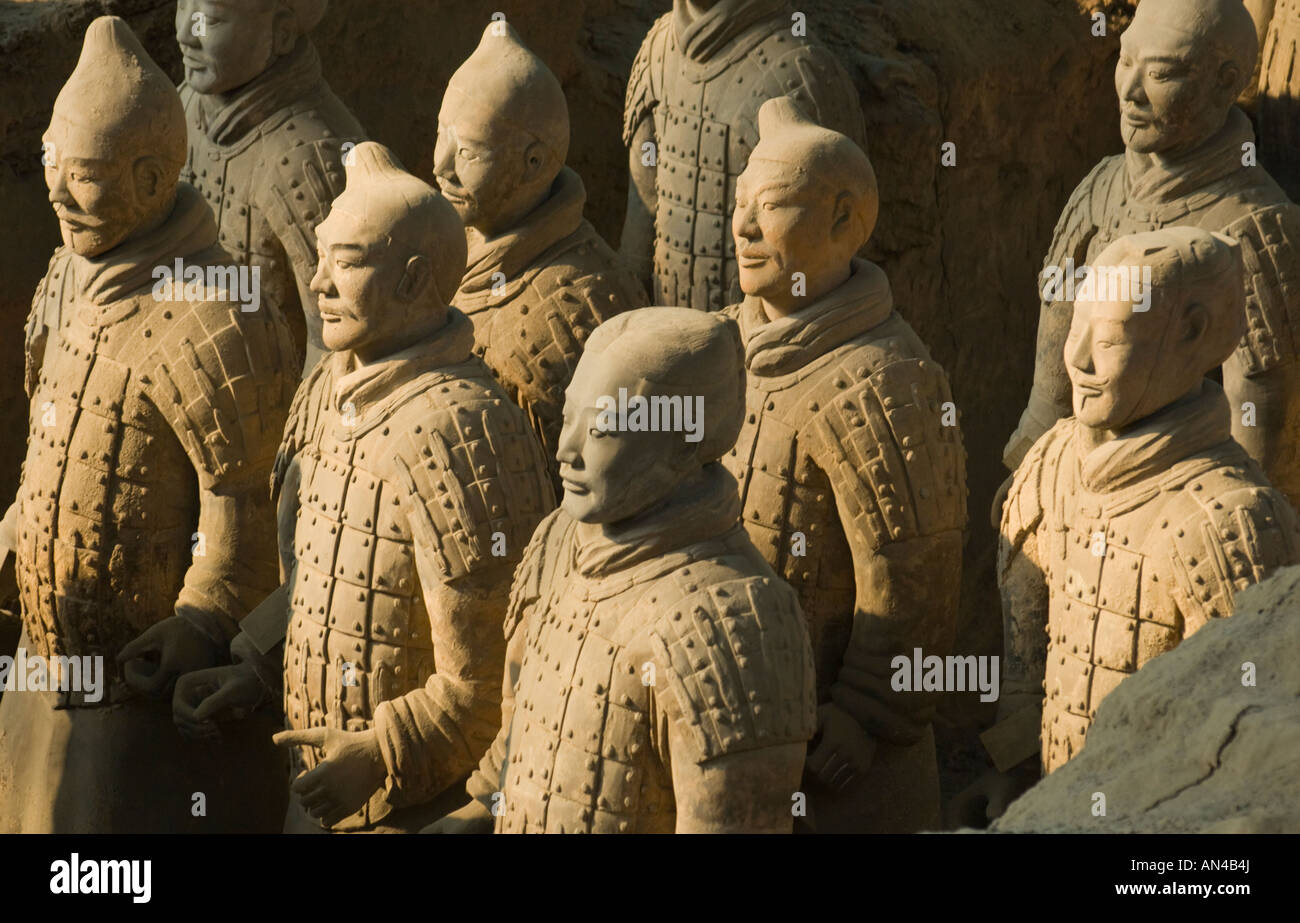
[272,357,334,498]
[650,571,817,765]
[999,420,1068,566]
[808,353,967,550]
[1165,469,1300,627]
[144,294,298,489]
[502,509,571,642]
[1220,202,1300,374]
[623,12,672,145]
[25,248,74,397]
[388,371,553,585]
[1044,155,1121,276]
[258,128,353,276]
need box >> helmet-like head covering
[583,307,747,464]
[1092,226,1246,371]
[51,16,187,173]
[748,96,879,244]
[1131,0,1258,93]
[330,142,467,306]
[443,20,569,164]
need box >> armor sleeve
[622,13,670,147]
[807,357,967,745]
[775,41,869,156]
[1164,476,1300,637]
[372,394,554,808]
[1004,156,1121,470]
[466,509,569,809]
[260,135,351,295]
[647,574,817,767]
[1221,202,1300,375]
[144,298,299,635]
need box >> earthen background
[0,0,1139,822]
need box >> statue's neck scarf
[1125,105,1257,203]
[75,183,219,307]
[572,463,744,578]
[736,258,894,376]
[192,37,324,145]
[458,166,587,296]
[673,0,788,64]
[1076,380,1235,493]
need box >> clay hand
[948,767,1027,827]
[807,702,877,791]
[118,614,223,698]
[173,662,266,740]
[421,799,494,835]
[274,727,387,828]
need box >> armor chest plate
[16,307,197,661]
[652,49,777,311]
[723,375,854,695]
[185,135,276,268]
[283,418,434,731]
[496,571,675,834]
[1039,494,1182,773]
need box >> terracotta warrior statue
[622,0,867,312]
[436,21,646,493]
[982,227,1300,814]
[0,17,299,833]
[428,307,817,834]
[1258,0,1300,200]
[1005,0,1300,508]
[171,142,555,833]
[177,0,365,374]
[721,98,967,833]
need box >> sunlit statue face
[42,113,167,258]
[1065,286,1202,431]
[311,206,420,361]
[175,0,281,96]
[1114,0,1247,156]
[556,357,685,526]
[733,155,859,315]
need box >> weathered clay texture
[1258,0,1300,201]
[1006,0,1300,512]
[721,98,966,832]
[996,227,1300,778]
[0,15,298,833]
[993,563,1300,834]
[437,22,646,493]
[178,0,365,375]
[445,308,817,834]
[621,0,867,311]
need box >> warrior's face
[433,100,540,238]
[311,206,417,360]
[43,113,166,259]
[556,359,687,526]
[1114,4,1244,156]
[176,0,281,96]
[733,157,857,315]
[1066,285,1200,431]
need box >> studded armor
[999,383,1300,774]
[1007,107,1300,501]
[274,309,553,829]
[722,262,966,718]
[180,39,364,374]
[466,468,816,833]
[14,184,297,668]
[456,168,646,490]
[623,6,866,311]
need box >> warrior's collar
[75,182,219,309]
[1075,380,1234,493]
[673,0,788,66]
[459,166,587,297]
[1124,106,1257,204]
[329,307,476,421]
[572,463,743,578]
[735,258,894,376]
[191,37,325,145]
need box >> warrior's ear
[1180,300,1209,346]
[271,4,299,56]
[397,254,434,304]
[131,155,169,203]
[831,189,856,239]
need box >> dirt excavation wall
[0,0,1136,817]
